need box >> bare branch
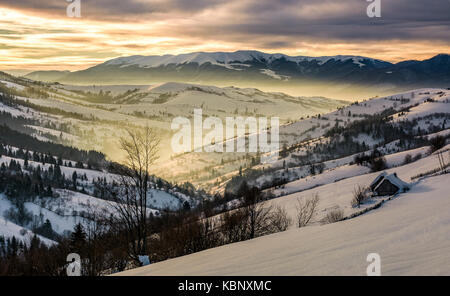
[296,193,319,227]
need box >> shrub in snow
[403,154,412,165]
[429,135,446,153]
[413,153,422,162]
[323,208,344,224]
[370,156,387,172]
[269,206,292,232]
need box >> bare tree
[220,185,277,242]
[429,135,446,153]
[269,205,292,232]
[243,186,274,239]
[220,209,249,243]
[83,211,109,276]
[352,185,368,208]
[296,194,319,227]
[110,126,160,263]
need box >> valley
[0,70,449,276]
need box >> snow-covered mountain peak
[103,50,386,69]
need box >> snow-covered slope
[0,216,55,246]
[117,173,450,276]
[155,88,449,187]
[0,75,346,169]
[260,145,444,223]
[0,151,194,242]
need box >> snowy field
[259,145,447,225]
[118,173,450,276]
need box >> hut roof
[370,171,388,188]
[373,173,410,193]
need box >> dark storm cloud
[1,0,449,42]
[216,0,450,42]
[0,0,228,17]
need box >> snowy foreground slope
[118,173,450,276]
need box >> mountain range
[24,51,450,99]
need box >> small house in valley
[370,172,410,196]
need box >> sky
[0,0,449,71]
